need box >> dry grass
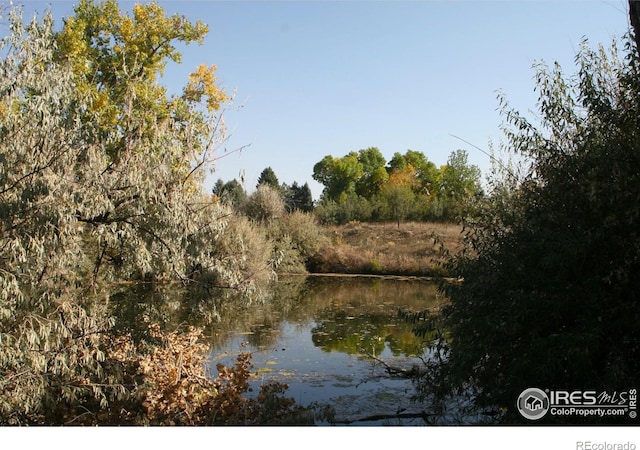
[309,221,463,277]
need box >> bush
[212,215,277,294]
[243,184,286,224]
[314,194,373,224]
[419,37,640,423]
[26,321,309,425]
[267,211,328,273]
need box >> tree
[55,0,226,165]
[312,152,364,202]
[0,4,264,424]
[354,147,388,198]
[387,150,438,195]
[285,181,314,213]
[418,36,640,423]
[436,149,482,220]
[380,183,415,228]
[213,178,247,209]
[256,167,280,191]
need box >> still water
[206,275,444,425]
[111,275,482,425]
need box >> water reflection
[110,275,446,425]
[209,275,441,355]
[207,275,443,425]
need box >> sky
[11,0,635,201]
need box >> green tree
[256,167,280,191]
[314,193,373,224]
[285,181,314,213]
[312,152,364,202]
[438,150,482,198]
[387,150,438,195]
[213,178,247,209]
[419,36,640,423]
[380,184,415,228]
[55,0,225,165]
[354,147,388,198]
[436,149,482,220]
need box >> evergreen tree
[256,167,280,190]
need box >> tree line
[212,166,314,214]
[212,147,483,227]
[313,147,482,224]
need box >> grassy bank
[307,221,463,278]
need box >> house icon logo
[517,388,550,420]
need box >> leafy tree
[314,194,373,224]
[380,183,415,228]
[0,5,265,424]
[312,147,479,223]
[419,36,640,423]
[312,152,363,202]
[436,149,483,220]
[354,147,388,198]
[387,150,438,195]
[55,0,225,165]
[438,150,482,199]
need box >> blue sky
[15,0,634,200]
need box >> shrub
[266,211,328,273]
[243,184,286,224]
[419,37,640,423]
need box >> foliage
[256,166,280,191]
[436,149,483,220]
[212,178,247,209]
[266,210,328,273]
[283,181,314,213]
[388,149,439,195]
[354,147,389,198]
[0,4,272,424]
[9,319,310,425]
[133,325,308,426]
[212,215,277,294]
[314,192,373,224]
[55,0,225,163]
[380,182,416,227]
[312,148,481,224]
[243,183,286,224]
[312,152,364,202]
[212,169,322,274]
[420,36,640,423]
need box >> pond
[206,275,445,426]
[111,275,483,425]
